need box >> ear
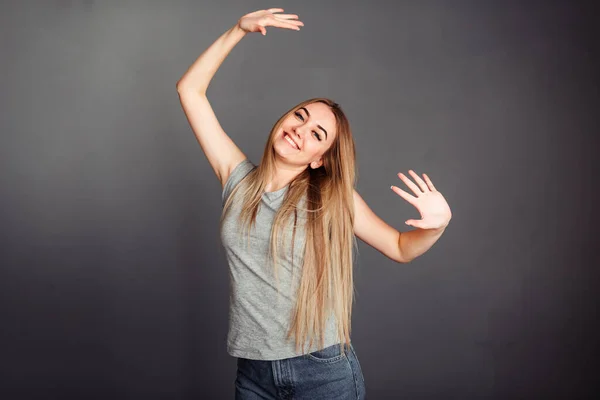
[310,159,323,169]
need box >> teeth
[285,133,299,149]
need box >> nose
[292,126,307,139]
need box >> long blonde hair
[221,98,358,355]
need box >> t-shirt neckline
[263,185,288,201]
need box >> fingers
[261,9,304,32]
[391,185,417,205]
[267,19,302,30]
[408,170,429,193]
[423,173,437,191]
[275,18,304,26]
[398,172,423,196]
[273,13,299,19]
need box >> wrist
[234,21,248,35]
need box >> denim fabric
[235,342,366,399]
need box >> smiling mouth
[284,132,300,150]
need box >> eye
[294,111,304,121]
[313,131,322,141]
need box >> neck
[265,158,306,192]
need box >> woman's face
[273,102,337,169]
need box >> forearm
[398,226,446,263]
[176,23,247,94]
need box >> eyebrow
[300,107,328,140]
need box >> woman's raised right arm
[176,9,303,188]
[176,23,248,188]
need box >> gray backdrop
[1,0,598,398]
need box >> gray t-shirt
[220,158,339,360]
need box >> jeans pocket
[306,343,347,364]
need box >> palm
[391,170,452,230]
[238,8,303,36]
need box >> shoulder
[221,158,256,206]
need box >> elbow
[396,248,413,264]
[392,251,411,264]
[395,232,411,263]
[175,79,184,91]
[175,75,190,91]
[176,82,191,93]
[176,81,204,95]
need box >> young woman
[177,8,452,399]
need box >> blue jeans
[235,342,366,399]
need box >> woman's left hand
[391,170,452,230]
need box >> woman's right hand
[238,8,303,36]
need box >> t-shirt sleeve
[222,158,256,207]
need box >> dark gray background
[1,0,598,398]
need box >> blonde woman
[177,8,452,399]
